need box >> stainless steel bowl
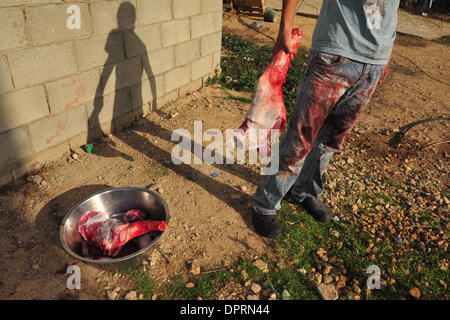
[60,187,169,270]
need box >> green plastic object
[84,144,93,153]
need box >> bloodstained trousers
[251,50,386,215]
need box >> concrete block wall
[0,0,223,186]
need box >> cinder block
[175,39,200,66]
[91,0,137,35]
[0,126,34,169]
[191,13,216,39]
[161,19,190,47]
[201,32,222,57]
[173,0,200,19]
[76,32,125,71]
[164,64,191,93]
[213,11,223,32]
[191,54,213,81]
[0,54,14,95]
[0,7,27,51]
[8,42,77,89]
[130,74,165,109]
[68,131,88,151]
[87,88,132,128]
[29,104,88,152]
[32,141,71,166]
[178,78,203,97]
[26,4,93,46]
[0,86,49,133]
[201,0,223,13]
[46,69,100,114]
[0,0,28,8]
[100,56,142,95]
[137,0,172,26]
[124,24,161,58]
[0,0,59,8]
[11,157,45,181]
[148,46,174,76]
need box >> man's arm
[273,0,299,55]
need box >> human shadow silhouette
[84,2,265,232]
[88,1,156,160]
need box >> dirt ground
[0,11,448,299]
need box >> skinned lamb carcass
[78,209,167,257]
[234,28,303,157]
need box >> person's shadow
[88,1,156,160]
[85,1,262,232]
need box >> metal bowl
[60,187,169,270]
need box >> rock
[253,259,268,273]
[27,175,43,185]
[240,185,248,193]
[323,275,334,285]
[106,290,118,300]
[323,265,332,275]
[330,230,340,238]
[242,270,248,280]
[186,282,195,288]
[269,293,277,300]
[250,283,261,294]
[263,8,279,23]
[71,153,79,160]
[347,157,354,164]
[314,273,323,284]
[316,283,339,300]
[125,291,138,300]
[297,268,307,275]
[250,21,265,29]
[247,294,259,300]
[190,264,201,276]
[409,287,420,299]
[316,248,328,262]
[335,280,346,291]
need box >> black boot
[252,212,282,239]
[300,197,332,223]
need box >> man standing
[251,0,399,238]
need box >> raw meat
[234,28,303,156]
[78,209,167,257]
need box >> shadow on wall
[87,1,156,161]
